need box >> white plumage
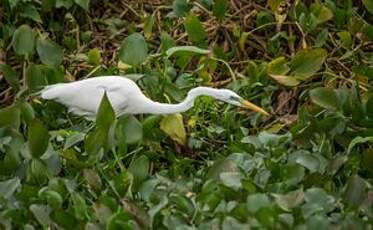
[40,76,269,119]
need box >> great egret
[40,76,269,119]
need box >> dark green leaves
[12,25,35,56]
[74,0,90,11]
[362,0,373,15]
[172,0,191,17]
[36,37,63,67]
[183,15,207,44]
[28,119,50,158]
[119,33,148,67]
[309,87,339,111]
[290,48,327,79]
[213,0,228,20]
[96,93,115,130]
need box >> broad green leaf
[26,64,47,91]
[74,0,89,11]
[363,25,373,41]
[366,95,373,119]
[309,87,339,111]
[106,210,134,230]
[27,159,49,185]
[30,204,52,226]
[118,33,148,67]
[71,193,88,220]
[273,189,304,211]
[166,46,210,58]
[184,15,207,43]
[38,188,63,209]
[28,119,50,158]
[21,4,42,23]
[0,105,20,128]
[213,0,228,20]
[219,172,242,190]
[0,177,21,199]
[269,75,300,86]
[0,64,19,91]
[12,25,35,56]
[55,0,73,9]
[96,92,115,130]
[290,48,327,80]
[172,0,191,17]
[293,153,321,173]
[143,14,155,39]
[207,158,239,180]
[36,37,63,67]
[51,210,78,229]
[343,175,367,208]
[116,115,143,145]
[267,56,290,75]
[88,48,101,65]
[302,188,335,218]
[128,155,149,190]
[362,0,373,15]
[160,114,186,145]
[310,3,333,24]
[247,194,271,213]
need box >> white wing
[40,76,137,118]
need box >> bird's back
[40,76,139,117]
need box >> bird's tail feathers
[39,83,67,99]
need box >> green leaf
[96,92,115,130]
[219,172,242,190]
[293,152,321,173]
[21,4,42,23]
[269,75,300,87]
[172,0,191,17]
[247,194,271,213]
[27,159,49,185]
[0,64,19,91]
[166,46,210,58]
[128,155,149,191]
[143,14,155,39]
[0,105,20,128]
[74,0,89,11]
[116,115,143,145]
[273,189,304,211]
[212,0,228,20]
[30,204,52,226]
[119,33,148,67]
[88,48,101,65]
[362,0,373,15]
[12,25,35,56]
[71,193,88,220]
[310,3,333,24]
[160,114,186,145]
[55,0,73,9]
[302,188,335,218]
[366,95,373,119]
[267,57,290,75]
[26,64,47,91]
[183,15,207,43]
[0,177,21,199]
[290,48,327,80]
[107,210,133,230]
[309,87,339,111]
[343,175,367,208]
[36,37,63,67]
[28,119,50,158]
[363,25,373,41]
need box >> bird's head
[217,89,269,116]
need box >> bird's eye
[229,96,239,101]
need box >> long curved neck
[141,87,221,114]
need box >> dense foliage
[0,0,373,229]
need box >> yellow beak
[241,100,270,116]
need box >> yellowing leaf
[270,74,300,87]
[160,114,186,145]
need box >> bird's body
[41,76,268,119]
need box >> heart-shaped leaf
[309,87,339,111]
[119,33,148,67]
[37,37,63,67]
[12,25,35,56]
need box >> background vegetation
[0,0,373,229]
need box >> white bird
[40,76,269,119]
